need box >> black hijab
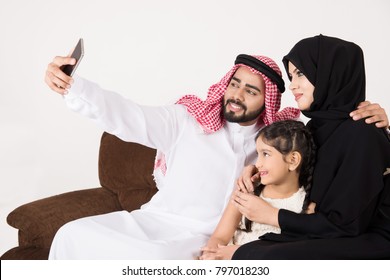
[280,35,389,229]
[282,34,366,146]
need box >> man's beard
[223,99,265,124]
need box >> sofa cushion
[98,132,158,210]
[1,246,49,260]
[6,188,121,249]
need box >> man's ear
[288,151,302,172]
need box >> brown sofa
[0,132,158,260]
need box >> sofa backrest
[98,132,158,211]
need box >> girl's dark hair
[243,120,316,232]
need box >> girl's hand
[199,245,240,260]
[198,246,218,260]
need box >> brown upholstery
[0,132,158,260]
[98,132,157,211]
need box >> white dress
[233,188,306,245]
[49,76,262,259]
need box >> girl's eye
[263,152,270,157]
[297,70,304,77]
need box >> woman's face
[287,61,315,111]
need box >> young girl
[199,120,316,260]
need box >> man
[45,53,388,259]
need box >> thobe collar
[225,121,261,139]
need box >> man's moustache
[226,99,247,110]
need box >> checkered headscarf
[176,55,300,133]
[154,55,300,175]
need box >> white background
[0,0,389,256]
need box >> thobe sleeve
[63,75,188,152]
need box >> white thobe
[49,76,262,259]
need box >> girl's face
[255,137,292,186]
[287,61,315,111]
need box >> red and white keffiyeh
[154,55,300,174]
[176,55,300,132]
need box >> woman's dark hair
[243,120,316,232]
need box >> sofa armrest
[7,187,122,249]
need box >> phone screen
[61,38,84,77]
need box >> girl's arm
[200,195,242,259]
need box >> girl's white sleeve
[63,75,188,151]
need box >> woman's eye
[297,70,304,77]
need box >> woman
[232,35,390,259]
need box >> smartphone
[61,38,84,77]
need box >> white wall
[1,0,389,256]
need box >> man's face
[223,67,266,126]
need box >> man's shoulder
[172,103,192,121]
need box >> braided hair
[243,120,316,232]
